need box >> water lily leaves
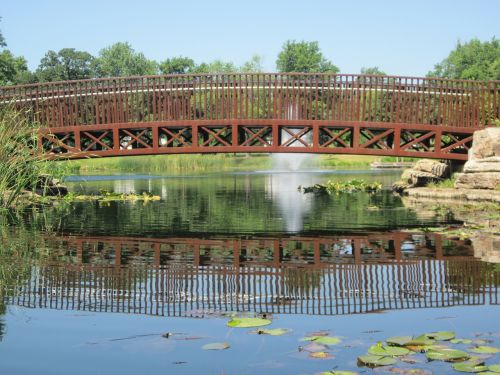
[468,346,500,354]
[407,335,435,346]
[425,347,470,362]
[451,339,474,345]
[320,371,358,375]
[424,331,455,341]
[250,328,290,336]
[377,368,432,375]
[386,336,413,346]
[202,342,230,350]
[301,342,329,353]
[358,354,397,366]
[227,317,271,328]
[301,336,342,345]
[488,364,500,372]
[452,361,489,373]
[368,343,410,357]
[309,351,333,359]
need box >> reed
[0,105,49,208]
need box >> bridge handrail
[0,73,498,129]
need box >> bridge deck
[1,73,498,160]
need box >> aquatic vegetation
[63,191,160,202]
[300,179,382,195]
[226,317,272,328]
[301,336,342,345]
[249,328,290,336]
[202,342,230,350]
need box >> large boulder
[455,172,500,190]
[412,159,449,178]
[393,159,448,191]
[470,127,500,160]
[454,128,500,190]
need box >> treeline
[0,16,498,86]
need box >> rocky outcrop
[392,159,449,192]
[455,128,500,190]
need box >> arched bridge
[1,74,499,160]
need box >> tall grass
[0,105,47,208]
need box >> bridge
[5,232,500,317]
[1,73,499,160]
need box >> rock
[472,234,500,263]
[33,174,69,196]
[412,159,449,178]
[470,127,500,160]
[463,157,500,173]
[454,172,500,190]
[400,169,442,187]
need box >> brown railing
[1,74,498,129]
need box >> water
[0,169,498,375]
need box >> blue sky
[1,0,498,76]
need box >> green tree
[240,54,264,73]
[360,66,386,75]
[36,48,95,82]
[0,50,35,85]
[95,42,157,77]
[276,40,339,73]
[158,56,195,74]
[428,38,499,80]
[0,17,6,48]
[193,60,238,74]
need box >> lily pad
[376,369,432,375]
[202,342,230,350]
[301,336,342,345]
[320,371,358,375]
[424,331,455,341]
[407,335,435,346]
[488,364,500,373]
[250,328,290,336]
[425,347,469,362]
[368,343,411,357]
[358,355,397,366]
[309,351,333,359]
[386,336,413,346]
[301,342,329,353]
[469,346,500,354]
[451,339,474,345]
[452,362,489,373]
[227,317,271,328]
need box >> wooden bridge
[6,232,499,317]
[1,74,498,160]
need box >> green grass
[65,153,397,175]
[427,176,457,189]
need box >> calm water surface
[0,169,498,375]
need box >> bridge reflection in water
[9,232,499,317]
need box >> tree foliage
[428,38,499,80]
[276,40,339,73]
[36,48,95,82]
[0,17,6,48]
[360,66,386,75]
[95,42,157,77]
[159,56,195,75]
[0,50,34,85]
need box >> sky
[1,0,498,76]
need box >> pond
[0,169,498,375]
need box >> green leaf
[202,342,230,350]
[250,328,290,336]
[469,346,500,354]
[226,317,271,328]
[452,362,489,373]
[357,354,397,366]
[424,331,455,341]
[301,336,342,345]
[309,351,333,359]
[488,364,500,373]
[368,344,410,356]
[451,339,474,344]
[426,347,470,362]
[407,334,435,346]
[386,336,413,346]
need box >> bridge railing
[1,73,498,129]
